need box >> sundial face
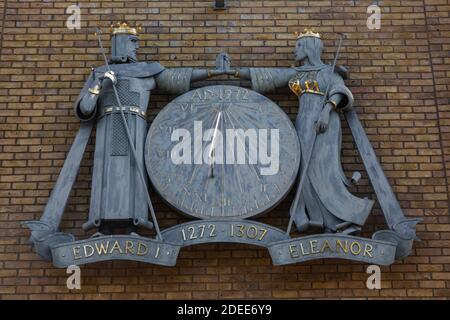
[145,85,300,220]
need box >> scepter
[94,28,163,241]
[286,33,345,236]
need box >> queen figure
[231,29,374,234]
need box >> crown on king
[295,28,321,39]
[110,22,142,36]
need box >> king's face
[128,35,139,60]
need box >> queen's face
[293,39,307,62]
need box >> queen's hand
[228,68,250,79]
[316,105,332,133]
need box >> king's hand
[207,68,226,78]
[100,70,117,85]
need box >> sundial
[145,85,301,220]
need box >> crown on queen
[295,28,321,39]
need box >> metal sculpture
[23,25,421,268]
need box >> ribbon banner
[46,223,408,267]
[268,234,397,266]
[51,235,180,268]
[45,221,411,267]
[161,220,290,248]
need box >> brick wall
[0,0,449,299]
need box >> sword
[286,33,345,236]
[94,28,163,241]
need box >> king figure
[24,22,225,259]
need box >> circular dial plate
[145,85,300,220]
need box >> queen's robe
[248,65,374,232]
